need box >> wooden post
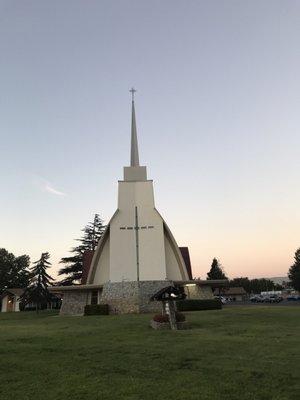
[167,300,177,330]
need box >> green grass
[0,307,299,400]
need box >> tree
[0,248,30,294]
[288,248,300,292]
[207,258,227,280]
[229,277,282,294]
[230,277,251,293]
[58,214,106,285]
[21,252,53,312]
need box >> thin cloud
[44,183,66,197]
[32,175,67,197]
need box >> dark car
[287,295,300,301]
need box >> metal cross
[130,87,136,101]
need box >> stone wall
[60,291,89,316]
[184,284,213,300]
[100,280,173,314]
[59,281,214,315]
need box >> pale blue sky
[0,0,299,279]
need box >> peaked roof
[1,288,24,298]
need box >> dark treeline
[229,277,283,294]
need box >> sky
[0,0,299,280]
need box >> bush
[84,304,109,316]
[176,298,222,311]
[152,312,186,323]
[153,314,169,323]
[175,312,186,322]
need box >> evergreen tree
[21,252,53,312]
[288,248,300,292]
[207,258,227,280]
[58,214,106,285]
[0,248,30,294]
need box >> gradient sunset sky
[0,1,299,279]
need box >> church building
[51,91,221,315]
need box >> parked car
[250,295,264,302]
[214,296,227,304]
[287,295,300,301]
[264,295,283,303]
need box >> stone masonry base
[59,280,173,316]
[100,280,173,314]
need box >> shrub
[152,312,186,323]
[84,304,109,316]
[176,298,222,311]
[175,312,186,322]
[153,314,169,323]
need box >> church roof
[1,288,24,298]
[179,247,193,280]
[81,250,95,284]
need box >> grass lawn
[0,307,299,400]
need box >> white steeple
[124,88,147,182]
[130,88,140,167]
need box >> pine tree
[21,252,53,312]
[207,258,227,280]
[288,248,300,292]
[58,214,106,285]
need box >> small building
[1,288,62,312]
[1,288,24,312]
[214,287,248,302]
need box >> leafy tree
[230,277,251,293]
[58,214,106,285]
[207,258,227,280]
[288,248,300,291]
[0,248,30,294]
[21,252,53,312]
[229,277,282,294]
[250,278,277,293]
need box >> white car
[215,296,227,304]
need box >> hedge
[84,304,109,316]
[176,298,222,311]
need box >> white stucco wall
[14,296,20,312]
[0,295,20,312]
[164,235,183,281]
[89,179,189,284]
[93,236,110,284]
[110,180,167,282]
[1,296,8,312]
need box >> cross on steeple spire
[130,87,139,166]
[130,87,136,102]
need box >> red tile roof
[81,250,95,284]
